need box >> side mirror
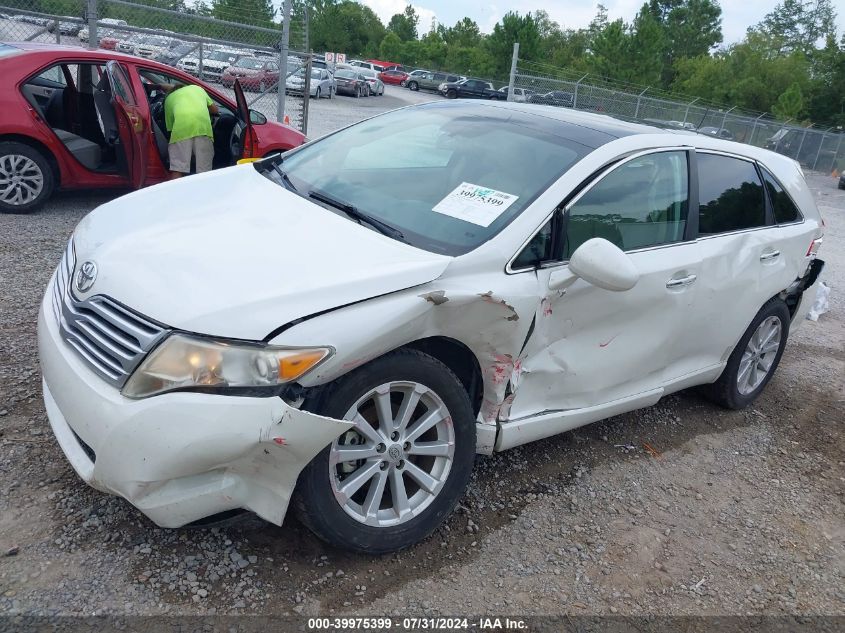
[568,238,639,292]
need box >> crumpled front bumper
[38,280,352,528]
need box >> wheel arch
[0,133,61,187]
[403,336,484,418]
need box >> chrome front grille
[52,241,170,388]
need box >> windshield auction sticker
[432,182,519,227]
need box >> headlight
[122,333,332,398]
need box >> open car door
[105,60,147,188]
[232,79,254,160]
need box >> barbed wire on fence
[513,57,845,173]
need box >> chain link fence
[511,58,845,174]
[0,0,311,133]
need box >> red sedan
[221,56,280,92]
[0,42,306,213]
[379,69,409,86]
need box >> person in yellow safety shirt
[163,83,219,179]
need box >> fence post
[831,133,844,174]
[634,87,648,120]
[506,42,519,102]
[682,97,699,127]
[720,106,735,131]
[573,74,588,110]
[277,0,293,122]
[749,112,765,146]
[198,41,203,78]
[54,19,60,43]
[794,128,808,163]
[301,53,312,135]
[811,127,833,172]
[86,0,97,50]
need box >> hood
[204,60,232,69]
[72,166,451,341]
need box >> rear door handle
[666,274,697,288]
[760,250,781,261]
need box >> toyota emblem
[75,261,98,293]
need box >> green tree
[379,32,404,60]
[211,0,275,28]
[646,0,722,85]
[773,81,805,119]
[444,17,481,48]
[756,0,837,55]
[387,4,419,41]
[486,11,541,77]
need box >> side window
[433,73,445,81]
[513,219,553,269]
[761,166,802,224]
[563,151,689,258]
[36,65,68,86]
[107,62,136,106]
[697,153,766,235]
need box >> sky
[358,0,842,45]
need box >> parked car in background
[406,70,463,92]
[333,68,368,98]
[221,56,280,92]
[154,42,197,67]
[47,18,82,36]
[365,58,402,71]
[529,90,574,107]
[0,43,305,213]
[497,86,536,102]
[98,31,124,51]
[379,69,409,86]
[116,35,141,55]
[358,68,384,96]
[178,49,244,82]
[37,100,824,555]
[439,78,501,100]
[350,59,384,72]
[698,126,734,140]
[134,35,175,59]
[285,66,335,99]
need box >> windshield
[335,70,356,79]
[235,57,264,69]
[264,103,589,255]
[209,51,237,62]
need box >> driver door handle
[666,274,697,288]
[760,250,780,261]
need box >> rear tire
[0,141,54,214]
[293,349,476,554]
[703,299,790,410]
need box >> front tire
[704,299,790,409]
[0,141,54,214]
[408,81,418,91]
[294,349,476,554]
[446,89,457,99]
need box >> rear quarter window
[761,166,803,224]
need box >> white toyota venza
[39,101,825,553]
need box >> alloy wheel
[0,154,44,206]
[737,316,782,395]
[329,381,456,527]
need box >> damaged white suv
[39,101,825,553]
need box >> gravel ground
[0,128,842,621]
